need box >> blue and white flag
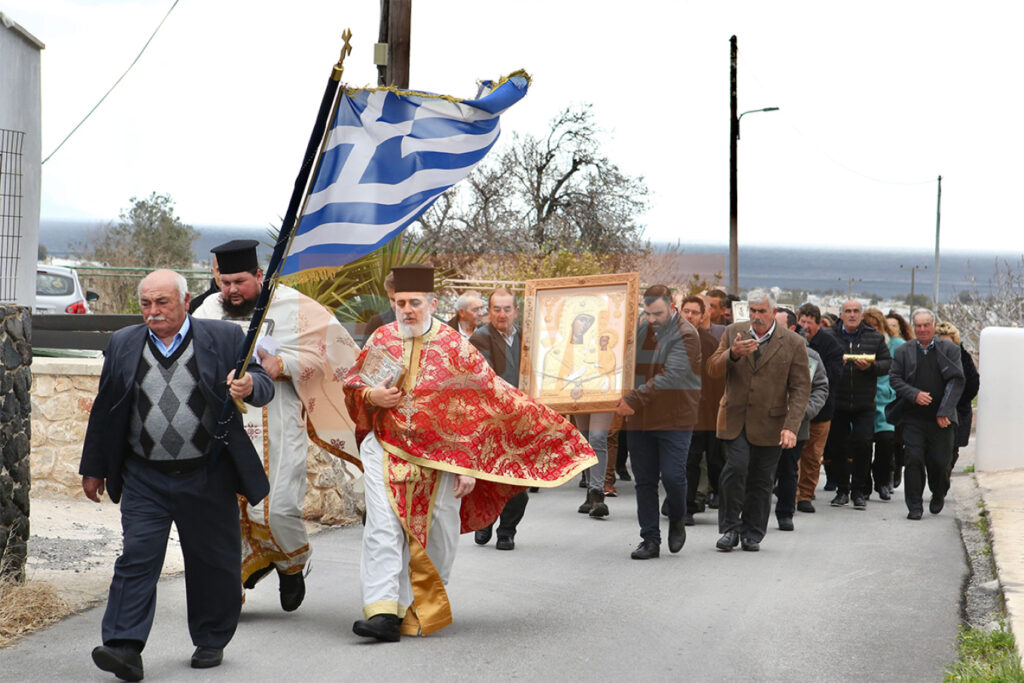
[279,71,529,280]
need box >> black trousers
[829,408,875,496]
[902,419,955,513]
[774,440,805,519]
[872,430,895,492]
[102,457,242,650]
[687,429,724,506]
[481,490,529,540]
[718,430,782,542]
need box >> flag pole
[213,30,353,444]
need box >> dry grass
[0,576,70,648]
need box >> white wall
[976,326,1024,472]
[0,15,42,308]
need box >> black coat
[955,344,979,447]
[469,324,521,387]
[807,327,843,422]
[79,317,274,505]
[828,322,892,412]
[888,337,965,426]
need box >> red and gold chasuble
[344,320,595,634]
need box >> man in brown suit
[708,290,810,552]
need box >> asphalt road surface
[3,475,965,682]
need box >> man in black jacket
[469,288,527,550]
[796,303,843,513]
[826,300,891,510]
[616,285,702,559]
[890,309,964,519]
[80,270,273,680]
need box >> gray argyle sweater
[128,332,215,463]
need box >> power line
[41,0,181,166]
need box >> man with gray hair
[707,289,810,552]
[888,309,964,519]
[80,269,274,678]
[446,290,485,339]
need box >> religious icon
[520,273,639,414]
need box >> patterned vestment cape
[344,320,595,634]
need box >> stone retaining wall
[30,356,363,525]
[1,304,32,580]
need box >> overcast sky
[5,0,1023,253]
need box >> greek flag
[279,72,530,280]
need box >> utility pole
[729,36,738,295]
[839,277,862,299]
[375,0,411,88]
[933,175,942,308]
[900,264,928,308]
[728,36,778,296]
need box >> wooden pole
[376,0,389,86]
[387,0,411,88]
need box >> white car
[35,264,98,314]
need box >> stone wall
[30,356,363,525]
[1,304,32,580]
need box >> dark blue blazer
[79,316,273,504]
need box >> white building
[0,11,42,308]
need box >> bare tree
[938,256,1024,359]
[413,104,649,260]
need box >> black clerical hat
[211,239,260,274]
[391,264,434,292]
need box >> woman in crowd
[885,310,913,341]
[935,321,980,471]
[863,308,904,499]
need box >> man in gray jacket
[889,309,964,520]
[773,309,830,531]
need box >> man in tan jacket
[707,290,810,552]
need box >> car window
[37,272,75,296]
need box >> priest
[344,264,595,642]
[194,240,360,610]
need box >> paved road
[3,476,965,682]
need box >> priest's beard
[397,317,430,339]
[220,294,258,319]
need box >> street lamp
[729,35,779,295]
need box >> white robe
[194,284,358,581]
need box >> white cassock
[359,432,461,619]
[194,284,359,584]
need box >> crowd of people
[78,256,980,679]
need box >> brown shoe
[603,483,617,497]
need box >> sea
[39,219,1018,304]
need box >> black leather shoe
[716,530,739,552]
[683,513,696,526]
[661,498,670,517]
[577,493,592,514]
[278,570,305,612]
[907,509,923,520]
[797,500,815,513]
[191,646,223,669]
[852,494,867,510]
[830,492,849,507]
[930,496,945,514]
[474,526,492,545]
[740,536,760,551]
[630,540,660,559]
[777,517,794,531]
[588,491,609,518]
[242,563,274,590]
[707,493,719,509]
[616,468,631,481]
[668,519,686,553]
[353,613,401,642]
[92,645,144,682]
[877,485,892,501]
[495,536,515,551]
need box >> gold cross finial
[332,29,353,81]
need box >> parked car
[35,265,98,314]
